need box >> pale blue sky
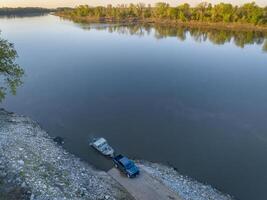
[0,0,266,8]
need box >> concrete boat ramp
[108,166,182,200]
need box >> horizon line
[1,1,267,9]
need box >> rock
[18,160,24,166]
[53,136,64,145]
[21,182,26,187]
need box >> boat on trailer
[90,137,114,157]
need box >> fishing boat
[90,137,114,157]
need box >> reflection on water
[0,13,49,19]
[0,35,24,102]
[77,23,267,51]
[263,40,267,51]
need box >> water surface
[1,15,267,200]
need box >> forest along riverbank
[56,13,267,32]
[0,108,233,200]
[55,2,267,32]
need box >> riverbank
[139,161,233,200]
[0,108,233,200]
[55,13,267,32]
[0,109,132,200]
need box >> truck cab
[113,154,139,178]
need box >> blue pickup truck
[113,155,140,178]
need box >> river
[1,14,267,200]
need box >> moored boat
[90,137,114,157]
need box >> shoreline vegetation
[0,7,53,17]
[55,2,267,32]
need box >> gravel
[0,108,132,200]
[139,161,234,200]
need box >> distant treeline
[56,2,267,27]
[0,7,53,16]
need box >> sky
[0,0,266,8]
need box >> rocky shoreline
[139,162,233,200]
[0,109,132,200]
[0,108,233,200]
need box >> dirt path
[108,166,182,200]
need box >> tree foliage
[0,34,24,102]
[59,2,267,25]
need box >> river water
[1,14,267,200]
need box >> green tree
[211,3,234,22]
[0,34,24,102]
[143,4,152,18]
[237,2,263,24]
[75,5,90,17]
[177,3,191,22]
[167,7,178,20]
[154,2,169,18]
[193,2,210,21]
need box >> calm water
[1,15,267,200]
